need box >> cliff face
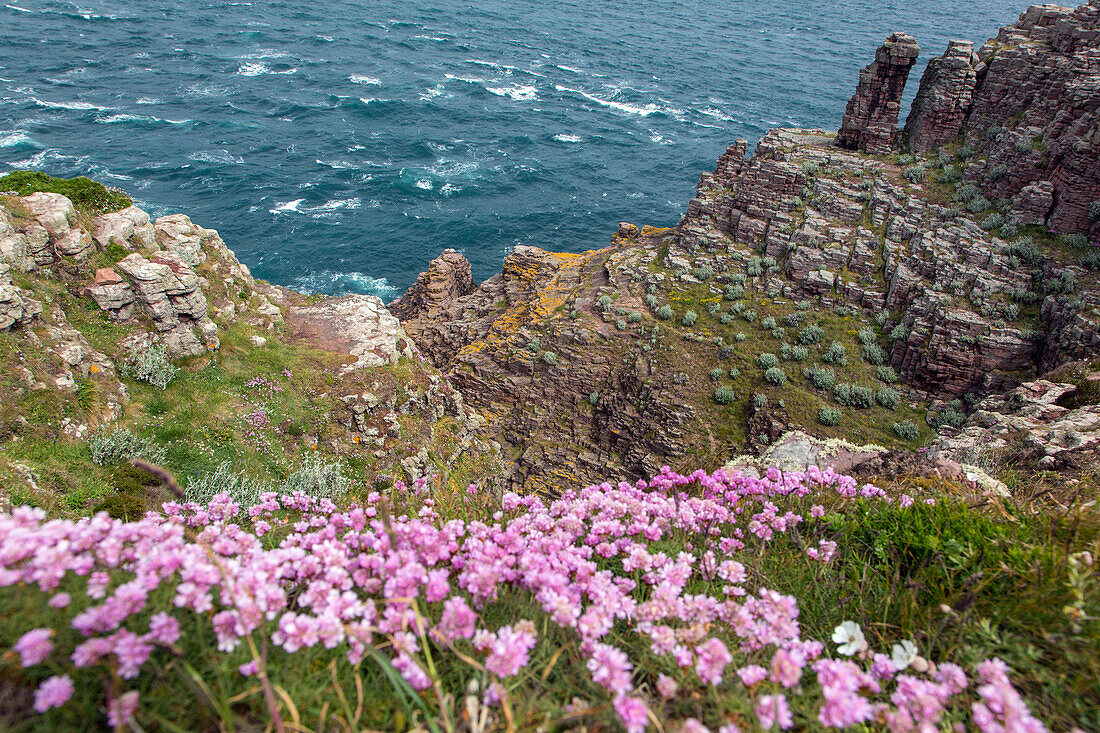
[392,2,1100,493]
[907,1,1100,237]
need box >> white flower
[891,640,919,671]
[831,621,868,656]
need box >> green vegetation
[0,170,131,217]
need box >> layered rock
[837,33,921,154]
[930,375,1100,471]
[956,0,1100,236]
[288,295,413,372]
[388,248,476,321]
[904,40,978,152]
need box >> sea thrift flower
[107,691,139,727]
[756,694,793,730]
[738,664,767,686]
[587,642,633,695]
[695,637,732,685]
[33,675,74,713]
[656,674,679,699]
[13,628,53,667]
[613,694,649,733]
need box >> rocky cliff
[391,1,1100,493]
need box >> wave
[269,197,361,216]
[553,133,582,143]
[0,130,34,148]
[189,150,244,165]
[349,74,381,85]
[554,85,662,117]
[237,62,269,77]
[237,49,290,60]
[4,4,32,12]
[136,97,162,105]
[96,113,191,125]
[466,59,545,78]
[486,84,537,101]
[291,270,397,298]
[33,98,108,111]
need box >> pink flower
[587,642,633,695]
[613,694,649,733]
[695,637,732,685]
[756,694,793,730]
[738,664,767,686]
[770,647,803,688]
[13,628,53,667]
[484,623,536,678]
[107,691,139,727]
[656,673,679,700]
[33,675,74,712]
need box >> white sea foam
[556,65,585,75]
[291,271,397,297]
[97,113,190,125]
[237,62,269,77]
[699,107,734,122]
[136,97,162,105]
[554,85,659,116]
[553,133,582,143]
[269,198,305,214]
[349,74,381,85]
[4,4,32,12]
[237,49,290,60]
[414,178,433,190]
[189,150,244,165]
[486,84,537,101]
[0,131,32,148]
[271,67,297,75]
[34,98,107,111]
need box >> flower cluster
[0,466,1046,731]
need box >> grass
[0,170,131,218]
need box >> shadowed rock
[904,40,978,152]
[837,33,921,154]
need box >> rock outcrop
[837,33,921,154]
[388,248,476,321]
[930,375,1100,472]
[288,295,413,372]
[939,0,1100,236]
[903,40,978,152]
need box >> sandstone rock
[963,0,1100,236]
[904,40,978,152]
[91,206,155,250]
[388,249,476,321]
[114,251,216,357]
[723,431,887,475]
[154,214,209,266]
[837,33,921,154]
[1007,180,1056,225]
[289,294,412,371]
[21,192,74,237]
[94,267,122,285]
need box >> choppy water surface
[0,0,1024,294]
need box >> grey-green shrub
[734,332,747,342]
[729,367,741,379]
[121,343,179,390]
[280,454,351,501]
[88,428,168,467]
[862,344,886,365]
[742,310,757,322]
[967,196,991,214]
[645,294,659,309]
[682,310,698,326]
[761,316,777,331]
[693,265,714,281]
[981,213,1005,231]
[890,323,910,341]
[1007,237,1043,266]
[834,383,874,408]
[724,285,744,300]
[876,365,899,383]
[823,342,848,366]
[1089,200,1100,222]
[542,351,558,365]
[597,295,613,311]
[526,337,541,352]
[709,368,725,381]
[185,461,266,507]
[656,305,674,320]
[876,387,900,409]
[819,407,842,426]
[707,301,721,316]
[789,345,809,362]
[757,352,779,369]
[746,258,763,277]
[808,366,837,390]
[627,311,642,323]
[714,386,735,405]
[589,392,600,406]
[894,421,920,441]
[615,319,627,330]
[857,327,877,346]
[798,325,824,345]
[764,367,787,385]
[753,394,768,409]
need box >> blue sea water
[0,0,1026,296]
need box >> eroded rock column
[904,40,978,152]
[837,33,921,154]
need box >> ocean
[0,0,1026,296]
